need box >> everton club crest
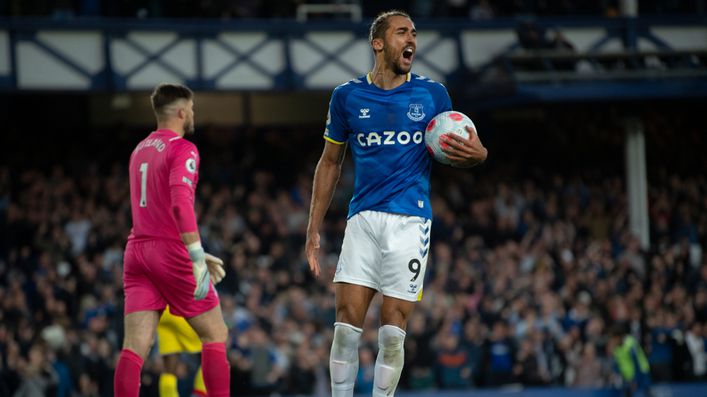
[407,103,425,122]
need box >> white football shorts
[334,210,431,302]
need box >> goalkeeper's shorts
[123,239,219,318]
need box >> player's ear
[371,38,384,52]
[176,106,186,120]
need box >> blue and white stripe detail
[418,221,430,258]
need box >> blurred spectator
[573,343,604,388]
[515,21,577,71]
[40,325,73,397]
[647,310,675,382]
[470,0,494,20]
[481,320,515,386]
[609,324,652,396]
[245,326,286,395]
[461,317,485,386]
[403,312,436,390]
[354,346,375,394]
[3,0,706,18]
[12,343,58,397]
[685,322,707,380]
[51,0,74,19]
[286,339,318,394]
[411,0,435,17]
[435,333,472,389]
[513,337,546,385]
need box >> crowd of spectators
[0,113,706,397]
[1,0,705,20]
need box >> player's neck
[156,123,185,137]
[369,65,408,90]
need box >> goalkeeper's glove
[187,242,210,300]
[205,253,226,284]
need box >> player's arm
[170,182,210,300]
[169,145,224,300]
[306,140,347,278]
[442,125,488,168]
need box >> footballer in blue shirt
[305,10,487,397]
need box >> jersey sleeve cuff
[323,136,345,145]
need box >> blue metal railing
[1,16,706,102]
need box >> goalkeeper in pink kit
[114,83,230,397]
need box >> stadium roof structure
[1,16,706,107]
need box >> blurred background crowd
[1,0,706,20]
[0,105,705,396]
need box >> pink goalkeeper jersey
[128,129,200,242]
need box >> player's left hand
[205,253,226,284]
[305,232,321,278]
[187,243,210,300]
[441,125,488,168]
[191,258,210,301]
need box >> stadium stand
[1,105,706,396]
[1,0,706,19]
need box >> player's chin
[396,62,412,75]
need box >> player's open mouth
[402,47,414,63]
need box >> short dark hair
[368,10,411,44]
[150,83,193,119]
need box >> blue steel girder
[18,30,94,78]
[295,33,366,78]
[410,31,453,82]
[119,33,190,82]
[0,16,705,95]
[641,31,673,51]
[209,34,276,82]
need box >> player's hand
[305,232,321,278]
[205,253,226,285]
[441,125,488,168]
[187,243,210,300]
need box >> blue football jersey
[324,72,452,219]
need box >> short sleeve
[169,141,199,192]
[435,83,453,113]
[323,86,348,144]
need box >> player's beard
[184,117,194,135]
[383,45,411,75]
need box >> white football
[424,111,477,165]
